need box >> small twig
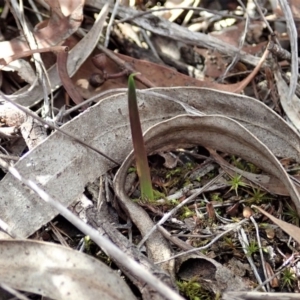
[27,0,43,22]
[105,0,119,47]
[11,0,52,117]
[182,0,200,26]
[0,45,67,68]
[0,282,31,300]
[156,219,248,264]
[0,154,19,161]
[233,47,270,93]
[140,29,161,60]
[250,215,270,291]
[219,0,249,82]
[77,28,155,88]
[268,41,291,61]
[63,87,127,116]
[254,257,300,291]
[253,0,280,45]
[116,6,245,24]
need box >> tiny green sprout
[84,235,92,253]
[245,241,259,256]
[211,193,223,202]
[180,206,195,219]
[246,162,260,174]
[246,188,272,205]
[283,202,300,227]
[127,166,137,173]
[128,73,153,202]
[281,268,296,288]
[227,174,247,196]
[231,155,246,170]
[223,236,237,250]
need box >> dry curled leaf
[0,240,136,300]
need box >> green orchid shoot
[128,73,154,201]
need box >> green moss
[177,278,214,300]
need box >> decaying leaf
[274,66,300,131]
[0,240,136,300]
[252,205,300,245]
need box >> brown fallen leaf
[252,205,300,245]
[0,0,84,58]
[73,47,269,99]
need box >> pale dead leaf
[0,92,184,238]
[274,66,300,131]
[0,240,136,300]
[252,205,300,245]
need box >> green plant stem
[128,74,154,201]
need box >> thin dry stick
[219,0,249,82]
[254,257,300,291]
[233,47,270,93]
[156,219,248,264]
[105,0,119,47]
[238,227,266,291]
[28,0,43,22]
[0,283,31,300]
[253,0,279,45]
[0,157,184,300]
[250,215,270,291]
[11,0,52,117]
[63,88,127,116]
[116,6,245,23]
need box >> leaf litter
[0,1,300,299]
